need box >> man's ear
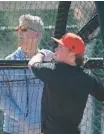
[69,52,76,61]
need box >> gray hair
[19,14,44,43]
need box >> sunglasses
[15,26,36,32]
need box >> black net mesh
[68,1,96,33]
[0,1,59,58]
[0,1,103,134]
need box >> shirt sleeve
[0,69,25,121]
[39,49,54,61]
[31,62,55,82]
[90,74,104,102]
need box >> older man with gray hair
[1,14,54,134]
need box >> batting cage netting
[0,1,104,134]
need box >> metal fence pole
[53,1,71,49]
[95,2,104,45]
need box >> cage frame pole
[91,2,104,134]
[53,1,71,49]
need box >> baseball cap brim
[51,37,64,46]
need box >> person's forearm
[28,53,44,69]
[31,62,55,82]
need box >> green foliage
[0,11,17,58]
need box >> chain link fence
[0,1,104,134]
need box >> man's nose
[18,31,23,38]
[18,30,22,35]
[55,47,59,52]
